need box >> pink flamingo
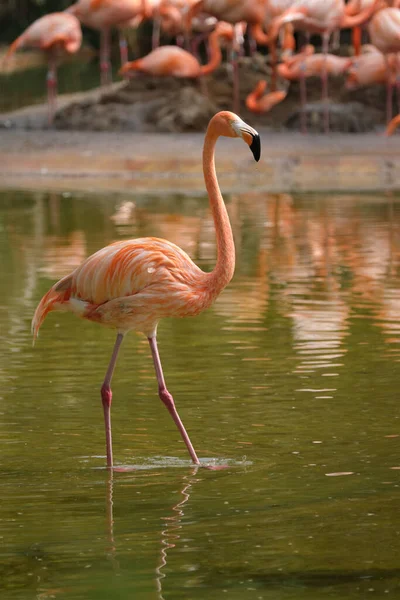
[368,6,400,121]
[245,80,288,113]
[276,44,351,131]
[345,44,396,88]
[119,21,233,77]
[385,112,400,132]
[32,111,261,469]
[269,0,380,132]
[5,12,82,125]
[67,0,148,85]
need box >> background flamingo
[120,21,233,78]
[31,110,261,469]
[246,80,288,113]
[269,0,380,131]
[5,12,82,125]
[368,6,400,121]
[67,0,148,85]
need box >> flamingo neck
[199,30,223,75]
[202,127,235,294]
[341,0,379,28]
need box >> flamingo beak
[232,119,261,162]
[248,132,261,162]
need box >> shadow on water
[1,188,400,599]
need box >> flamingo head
[209,111,261,162]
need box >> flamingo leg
[321,31,330,134]
[101,332,124,468]
[148,336,200,465]
[46,53,57,126]
[395,54,400,117]
[119,32,128,67]
[230,47,240,114]
[152,14,161,50]
[269,40,278,92]
[299,32,309,134]
[299,63,307,134]
[386,55,394,124]
[100,28,111,86]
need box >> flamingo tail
[31,274,73,342]
[5,35,26,62]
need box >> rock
[285,101,383,133]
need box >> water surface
[1,189,400,599]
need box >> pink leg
[396,55,400,116]
[299,64,307,134]
[230,48,240,114]
[101,332,124,468]
[119,32,128,67]
[299,32,310,134]
[46,55,57,126]
[152,15,161,50]
[100,28,111,86]
[386,56,393,124]
[148,336,200,465]
[321,31,330,134]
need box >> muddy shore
[0,125,399,195]
[0,52,399,195]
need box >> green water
[0,60,107,113]
[1,188,400,599]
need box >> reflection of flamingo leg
[156,469,199,600]
[101,333,124,468]
[148,336,200,465]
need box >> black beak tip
[250,133,261,162]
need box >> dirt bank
[0,54,390,134]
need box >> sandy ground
[0,52,399,195]
[0,125,399,195]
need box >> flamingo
[275,44,351,130]
[345,44,396,88]
[5,12,82,125]
[119,21,233,77]
[67,0,149,85]
[368,6,400,122]
[269,0,380,132]
[31,111,261,469]
[245,80,288,113]
[385,112,400,132]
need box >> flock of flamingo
[4,0,400,133]
[5,1,399,469]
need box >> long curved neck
[200,30,223,76]
[202,127,235,294]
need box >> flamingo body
[5,13,82,125]
[246,81,287,113]
[278,52,351,79]
[6,12,82,57]
[33,237,216,338]
[368,7,400,54]
[346,46,391,87]
[120,45,202,76]
[120,21,233,77]
[68,0,146,29]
